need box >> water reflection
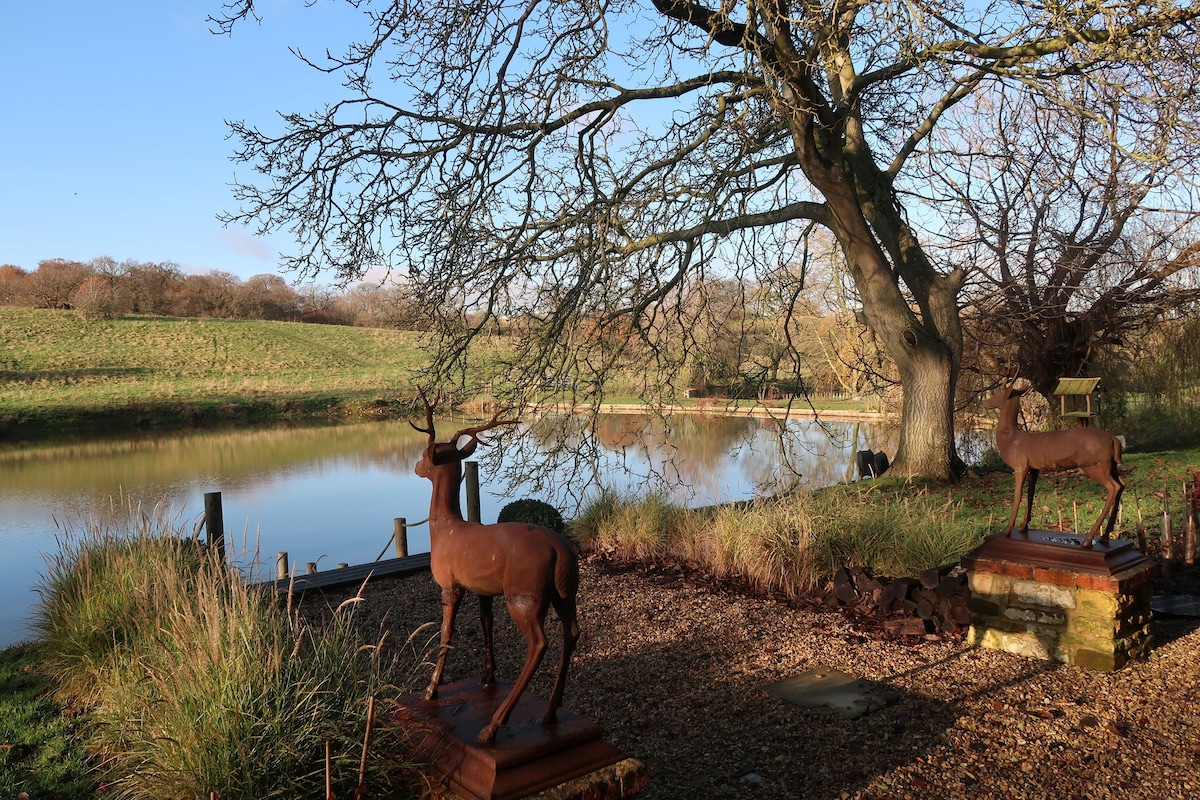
[0,413,896,646]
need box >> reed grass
[572,488,991,595]
[30,500,422,799]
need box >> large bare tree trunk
[819,187,966,480]
[892,343,961,479]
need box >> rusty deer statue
[983,376,1124,548]
[411,390,580,746]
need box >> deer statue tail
[1112,435,1124,466]
[553,543,579,601]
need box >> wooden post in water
[465,461,481,523]
[276,552,289,580]
[393,518,409,558]
[203,491,225,563]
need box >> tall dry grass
[571,488,990,596]
[31,500,422,799]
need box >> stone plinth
[962,531,1157,671]
[391,679,645,800]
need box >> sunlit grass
[0,307,426,433]
[572,487,992,595]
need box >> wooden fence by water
[203,462,487,594]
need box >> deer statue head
[410,388,518,518]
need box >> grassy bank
[573,444,1200,596]
[0,307,428,438]
[0,307,882,440]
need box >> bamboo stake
[356,696,377,800]
[1136,502,1146,553]
[326,740,337,800]
[1162,490,1174,582]
[1186,481,1197,567]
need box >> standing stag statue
[411,390,580,746]
[983,376,1124,548]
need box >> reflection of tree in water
[739,418,899,493]
[489,411,897,511]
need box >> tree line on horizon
[0,256,427,330]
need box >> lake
[0,412,896,646]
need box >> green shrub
[973,445,1010,474]
[497,498,566,534]
[1115,404,1200,451]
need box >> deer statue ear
[455,435,479,458]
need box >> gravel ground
[300,556,1200,800]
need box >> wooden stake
[326,740,337,800]
[356,696,377,800]
[1162,491,1175,580]
[1186,481,1197,567]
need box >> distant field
[0,307,878,439]
[0,307,428,436]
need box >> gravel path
[300,557,1200,800]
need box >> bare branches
[216,0,1200,477]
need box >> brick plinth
[963,544,1157,671]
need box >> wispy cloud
[220,228,274,260]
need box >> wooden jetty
[259,551,431,595]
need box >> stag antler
[449,409,520,452]
[410,387,442,440]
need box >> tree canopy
[213,0,1200,479]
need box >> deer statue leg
[543,594,579,726]
[425,585,464,701]
[1004,466,1027,535]
[477,597,548,746]
[479,594,496,688]
[1019,468,1039,533]
[1080,462,1124,548]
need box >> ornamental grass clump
[805,492,990,578]
[573,487,990,595]
[31,499,207,704]
[31,500,420,800]
[573,489,693,560]
[695,499,822,597]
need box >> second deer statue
[411,390,580,746]
[984,376,1124,548]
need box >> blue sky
[1,1,366,281]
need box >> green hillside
[0,307,428,438]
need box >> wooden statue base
[966,529,1149,576]
[390,679,642,800]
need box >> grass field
[0,307,882,438]
[0,307,428,436]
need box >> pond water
[0,412,897,647]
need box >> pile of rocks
[822,565,973,637]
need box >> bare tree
[212,0,1200,479]
[119,260,185,316]
[21,259,91,310]
[928,85,1200,402]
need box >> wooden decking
[258,552,431,595]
